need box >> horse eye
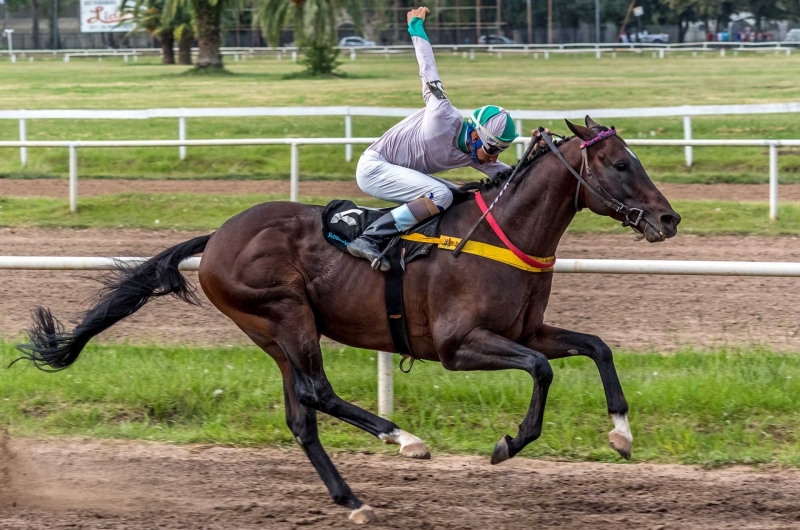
[614,162,628,172]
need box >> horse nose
[660,211,681,233]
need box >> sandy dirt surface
[2,437,800,529]
[0,178,798,202]
[0,227,799,352]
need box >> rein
[538,127,643,228]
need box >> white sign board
[80,0,135,33]
[633,6,644,17]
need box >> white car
[479,35,517,45]
[785,29,800,42]
[634,31,670,44]
[339,36,375,47]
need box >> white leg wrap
[379,429,431,459]
[379,429,424,447]
[610,413,633,442]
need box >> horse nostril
[660,212,681,229]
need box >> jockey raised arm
[348,6,519,271]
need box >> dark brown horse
[18,117,679,524]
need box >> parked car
[338,36,375,47]
[633,30,670,43]
[479,35,517,45]
[785,29,800,42]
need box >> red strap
[475,191,556,270]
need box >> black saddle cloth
[321,199,441,266]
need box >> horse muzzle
[635,208,681,243]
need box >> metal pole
[683,115,692,167]
[770,143,778,221]
[526,0,532,44]
[290,142,299,202]
[595,0,600,44]
[51,0,58,50]
[69,144,78,212]
[515,119,523,159]
[476,0,481,43]
[18,118,26,166]
[547,0,553,44]
[345,109,352,162]
[179,116,187,160]
[377,351,393,417]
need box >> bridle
[538,126,644,229]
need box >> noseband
[538,127,643,229]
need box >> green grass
[2,342,800,467]
[1,193,799,236]
[1,54,800,182]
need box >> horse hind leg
[243,305,430,460]
[276,356,375,524]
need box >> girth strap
[384,244,413,356]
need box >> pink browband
[579,128,616,149]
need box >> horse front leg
[442,328,554,465]
[527,324,632,460]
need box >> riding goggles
[481,143,506,156]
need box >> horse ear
[584,115,601,129]
[565,119,592,140]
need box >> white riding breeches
[356,150,457,211]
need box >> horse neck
[477,140,582,258]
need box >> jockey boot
[347,213,398,271]
[348,197,441,272]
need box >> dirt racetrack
[2,436,800,529]
[1,227,799,351]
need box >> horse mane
[452,135,575,204]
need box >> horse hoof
[609,431,632,460]
[349,504,375,525]
[490,435,513,465]
[399,442,431,460]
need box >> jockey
[348,6,518,271]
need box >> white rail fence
[0,136,793,220]
[4,255,800,416]
[4,40,798,58]
[3,102,800,168]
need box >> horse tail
[14,234,213,372]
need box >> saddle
[321,200,442,359]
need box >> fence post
[770,143,778,222]
[515,119,523,160]
[19,118,27,167]
[69,144,78,213]
[683,115,692,167]
[345,107,353,162]
[378,351,393,417]
[179,115,187,160]
[290,142,299,202]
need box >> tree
[122,0,195,64]
[122,0,176,63]
[255,0,363,75]
[163,0,228,68]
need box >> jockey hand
[407,6,430,23]
[532,128,552,149]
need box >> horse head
[566,116,681,243]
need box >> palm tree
[255,0,364,75]
[162,0,231,68]
[122,0,194,64]
[122,0,177,63]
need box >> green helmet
[468,105,518,149]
